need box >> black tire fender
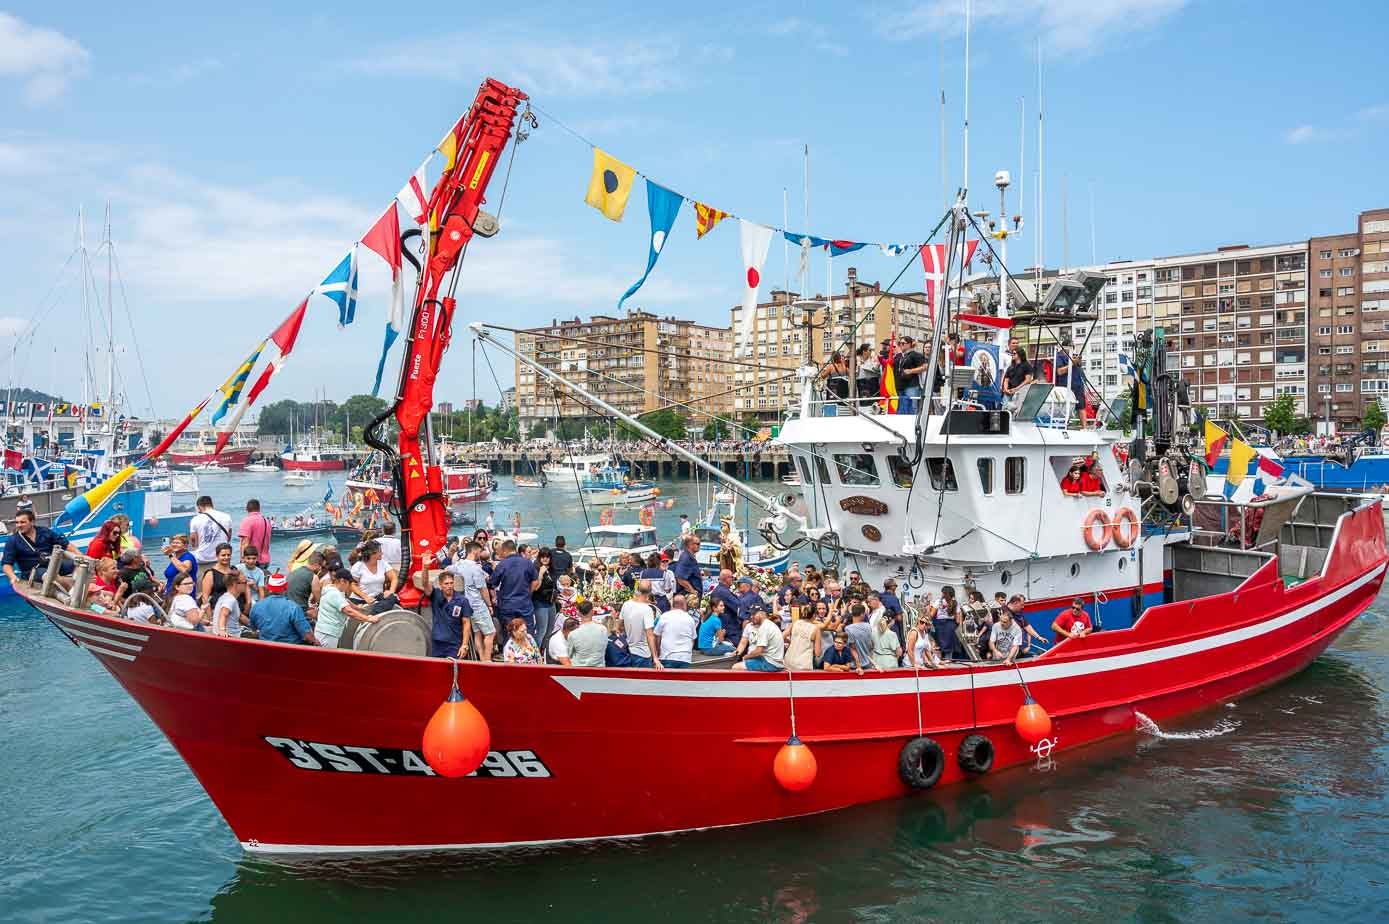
[957,734,995,774]
[898,736,946,789]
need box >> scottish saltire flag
[316,248,360,326]
[211,341,266,425]
[620,182,683,309]
[879,243,910,257]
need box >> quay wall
[450,447,794,481]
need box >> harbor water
[2,472,1387,922]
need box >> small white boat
[192,462,229,474]
[245,462,278,473]
[571,524,661,569]
[514,475,546,488]
[584,481,659,506]
[781,473,802,486]
[283,469,316,486]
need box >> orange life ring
[639,507,654,527]
[599,510,614,526]
[1111,508,1140,549]
[1082,509,1112,550]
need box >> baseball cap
[736,576,752,586]
[267,571,288,593]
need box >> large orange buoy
[773,735,817,791]
[1014,696,1053,745]
[422,668,491,778]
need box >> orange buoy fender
[1082,508,1112,550]
[773,735,817,791]
[639,506,655,527]
[1014,697,1053,745]
[1111,508,1140,549]
[422,686,491,778]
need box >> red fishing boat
[22,76,1389,857]
[169,446,253,470]
[281,446,347,471]
[443,463,495,504]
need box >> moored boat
[169,447,253,470]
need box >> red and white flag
[737,221,774,355]
[361,203,405,332]
[922,240,981,322]
[243,298,309,409]
[396,156,432,225]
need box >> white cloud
[1285,124,1322,145]
[352,35,683,97]
[0,316,29,337]
[888,0,1188,53]
[766,17,850,57]
[0,12,89,104]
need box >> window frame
[1004,456,1026,495]
[832,452,880,487]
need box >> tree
[1261,394,1301,436]
[257,399,300,437]
[1363,400,1387,433]
[702,418,730,440]
[334,394,390,432]
[626,408,688,441]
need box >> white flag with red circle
[738,221,774,355]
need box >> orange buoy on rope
[773,735,817,791]
[422,662,491,778]
[1111,507,1140,549]
[639,506,655,527]
[1014,696,1053,745]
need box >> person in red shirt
[85,519,123,560]
[238,498,273,569]
[1061,465,1084,496]
[1079,458,1105,497]
[1052,598,1094,644]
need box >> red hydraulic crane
[364,77,528,607]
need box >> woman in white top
[905,612,940,669]
[214,570,247,637]
[349,540,398,613]
[167,574,205,631]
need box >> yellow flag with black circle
[584,148,636,221]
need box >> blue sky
[1,1,1386,416]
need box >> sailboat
[16,77,1386,858]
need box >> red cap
[267,571,288,593]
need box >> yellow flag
[1226,439,1257,493]
[694,202,729,238]
[584,148,635,221]
[436,115,464,172]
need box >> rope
[786,663,800,738]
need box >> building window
[1004,457,1026,495]
[977,458,994,495]
[1336,383,1354,393]
[1337,324,1355,335]
[1338,287,1356,297]
[1318,384,1330,394]
[1320,269,1333,278]
[1340,267,1355,277]
[1320,249,1333,259]
[1318,326,1332,335]
[833,453,879,486]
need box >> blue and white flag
[619,181,682,309]
[879,243,911,257]
[316,247,359,326]
[323,481,334,505]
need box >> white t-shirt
[189,509,233,564]
[750,619,785,667]
[449,558,490,616]
[377,536,402,571]
[620,599,657,658]
[351,559,388,599]
[215,591,242,637]
[547,631,570,662]
[654,608,698,663]
[168,594,201,630]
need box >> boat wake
[1134,710,1241,740]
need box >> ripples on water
[1,478,1387,922]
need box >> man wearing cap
[248,572,317,645]
[730,576,761,643]
[894,335,928,414]
[732,604,784,672]
[1052,599,1094,646]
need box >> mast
[963,0,971,195]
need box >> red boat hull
[281,456,346,471]
[22,502,1387,855]
[168,448,254,470]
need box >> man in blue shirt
[420,552,473,658]
[710,569,741,621]
[729,576,762,646]
[1,509,74,587]
[488,539,540,636]
[248,572,317,644]
[673,535,704,602]
[776,572,804,609]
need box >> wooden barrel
[348,609,430,656]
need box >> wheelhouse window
[1005,456,1026,494]
[925,458,958,491]
[797,457,813,485]
[833,453,880,486]
[977,458,995,495]
[890,456,914,488]
[814,455,831,484]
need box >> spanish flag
[1203,419,1229,467]
[584,148,635,221]
[1225,438,1257,498]
[694,201,729,239]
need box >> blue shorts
[626,654,654,668]
[661,659,690,669]
[743,657,782,672]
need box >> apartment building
[1308,208,1389,430]
[729,269,931,421]
[513,311,733,436]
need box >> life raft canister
[1082,509,1113,550]
[899,736,946,789]
[1111,508,1140,549]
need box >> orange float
[1081,509,1112,550]
[1111,508,1140,549]
[773,736,817,791]
[422,664,491,778]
